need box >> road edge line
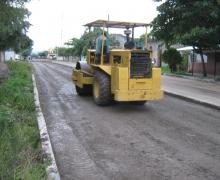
[164,90,220,111]
[32,74,61,180]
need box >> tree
[134,34,157,49]
[68,28,102,58]
[14,34,33,58]
[56,47,74,60]
[0,0,32,60]
[57,47,66,58]
[65,48,74,61]
[38,51,48,58]
[162,48,182,72]
[69,28,121,58]
[152,0,220,76]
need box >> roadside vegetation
[0,61,46,179]
[161,48,193,76]
[152,0,220,77]
[0,0,33,61]
[161,66,171,74]
[162,48,183,73]
[162,65,193,77]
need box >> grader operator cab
[72,20,163,105]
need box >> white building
[0,50,20,62]
[5,50,15,61]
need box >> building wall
[5,50,15,61]
[147,41,158,60]
[215,52,220,76]
[149,42,220,76]
[147,41,166,66]
[189,52,220,76]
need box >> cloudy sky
[26,0,161,52]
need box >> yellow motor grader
[72,20,163,105]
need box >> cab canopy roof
[84,20,150,29]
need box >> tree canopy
[152,0,220,48]
[68,28,120,57]
[152,0,220,76]
[0,0,32,56]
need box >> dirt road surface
[32,62,220,180]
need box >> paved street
[33,61,220,180]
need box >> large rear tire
[93,70,112,106]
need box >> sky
[26,0,161,52]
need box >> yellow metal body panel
[72,69,93,88]
[111,67,163,101]
[111,66,128,92]
[114,89,163,101]
[73,49,163,102]
[129,79,152,90]
[91,64,111,75]
[109,50,130,67]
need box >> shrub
[179,51,189,72]
[162,48,183,72]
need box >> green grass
[0,61,46,180]
[161,66,193,76]
[161,66,171,74]
[174,71,192,76]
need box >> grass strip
[0,61,46,180]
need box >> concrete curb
[164,90,220,111]
[32,74,61,180]
[163,73,220,84]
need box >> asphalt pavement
[32,61,220,180]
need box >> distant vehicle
[72,20,164,106]
[48,54,56,60]
[48,48,57,60]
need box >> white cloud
[26,0,161,52]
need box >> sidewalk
[52,60,220,110]
[162,76,220,109]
